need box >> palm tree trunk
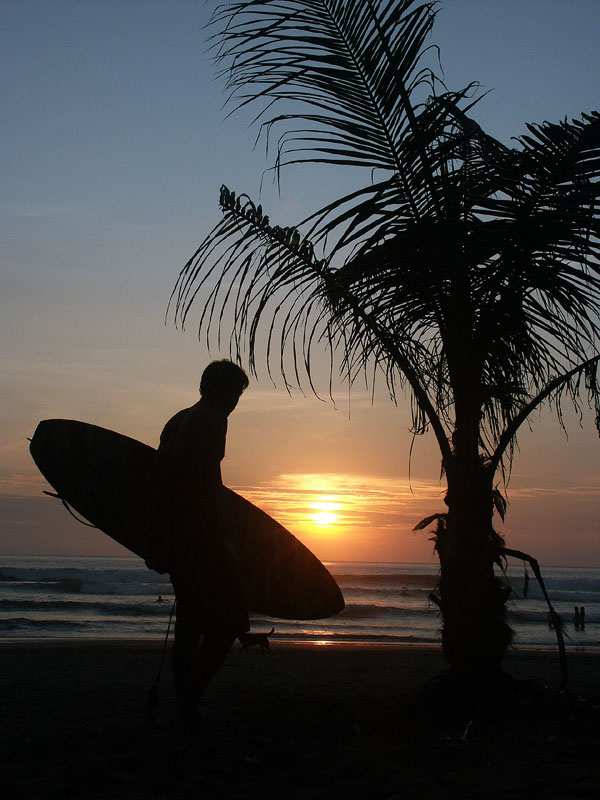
[437,469,513,683]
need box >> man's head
[200,360,249,415]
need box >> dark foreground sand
[1,641,598,799]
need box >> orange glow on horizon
[231,472,448,562]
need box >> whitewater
[0,555,597,649]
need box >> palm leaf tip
[413,512,445,531]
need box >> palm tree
[171,0,600,689]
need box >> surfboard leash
[42,488,177,721]
[43,491,98,528]
[146,599,177,726]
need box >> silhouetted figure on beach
[579,606,586,630]
[523,567,529,599]
[574,606,580,630]
[149,360,250,724]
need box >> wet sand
[1,641,598,798]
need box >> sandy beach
[1,641,598,799]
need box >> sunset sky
[2,0,599,567]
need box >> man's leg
[196,630,237,694]
[172,602,237,721]
[170,538,248,721]
[171,599,202,715]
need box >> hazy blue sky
[2,1,599,564]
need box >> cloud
[231,471,446,536]
[0,473,48,497]
[506,485,600,500]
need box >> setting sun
[309,498,341,527]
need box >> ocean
[0,555,597,650]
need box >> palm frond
[171,183,454,455]
[174,0,600,476]
[209,0,453,219]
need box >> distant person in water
[574,606,580,630]
[579,606,586,630]
[149,359,250,724]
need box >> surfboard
[29,419,344,620]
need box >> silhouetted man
[155,359,250,724]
